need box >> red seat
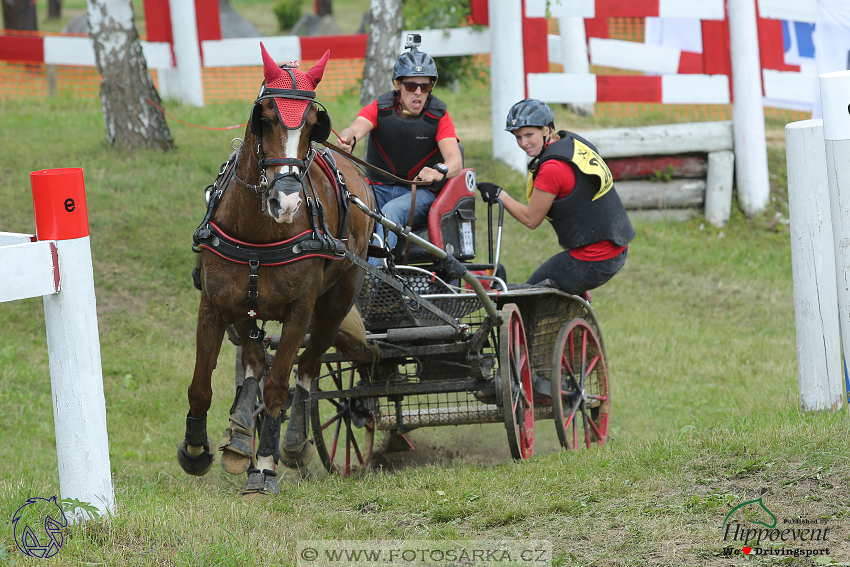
[396,168,478,264]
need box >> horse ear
[260,42,283,84]
[305,50,330,87]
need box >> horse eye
[261,117,272,129]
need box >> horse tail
[333,304,377,362]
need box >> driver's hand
[413,167,443,184]
[337,129,355,152]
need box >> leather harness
[192,144,351,342]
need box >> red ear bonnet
[258,43,329,129]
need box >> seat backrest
[395,168,478,264]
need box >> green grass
[1,81,848,567]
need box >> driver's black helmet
[505,99,555,131]
[393,48,438,81]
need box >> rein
[320,140,433,188]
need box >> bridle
[235,65,332,211]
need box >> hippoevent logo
[720,498,830,558]
[11,496,68,559]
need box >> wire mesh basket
[357,266,484,330]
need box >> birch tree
[360,0,403,107]
[87,0,173,150]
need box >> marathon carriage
[180,44,610,488]
[262,168,611,475]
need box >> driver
[477,99,635,296]
[337,42,463,264]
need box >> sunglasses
[400,81,434,93]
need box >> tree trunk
[359,0,403,107]
[48,0,62,20]
[2,0,38,31]
[86,0,173,151]
[316,0,332,16]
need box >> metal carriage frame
[285,190,613,476]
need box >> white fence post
[785,119,845,411]
[819,69,850,410]
[488,0,526,174]
[727,0,770,217]
[704,150,735,227]
[168,0,205,107]
[29,168,116,522]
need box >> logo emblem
[415,66,423,72]
[12,496,67,559]
[465,170,476,192]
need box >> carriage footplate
[241,468,279,495]
[219,376,260,474]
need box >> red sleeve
[356,100,379,129]
[533,159,576,198]
[435,110,459,142]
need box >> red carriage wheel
[551,319,610,449]
[498,304,534,460]
[310,361,375,476]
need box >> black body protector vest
[366,91,448,191]
[532,131,636,251]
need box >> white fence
[2,168,115,522]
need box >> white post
[489,0,527,174]
[704,150,735,227]
[30,168,115,522]
[785,120,845,411]
[558,16,594,116]
[726,0,770,217]
[820,70,850,411]
[168,0,205,107]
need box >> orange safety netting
[0,19,809,125]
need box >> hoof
[241,468,279,495]
[218,426,254,475]
[280,437,314,470]
[177,438,215,476]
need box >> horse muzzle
[267,173,303,223]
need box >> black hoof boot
[281,385,314,469]
[241,468,279,495]
[219,376,260,474]
[177,413,215,476]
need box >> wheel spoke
[584,354,599,377]
[582,406,591,448]
[320,407,346,432]
[587,414,604,441]
[329,413,343,463]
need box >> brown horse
[177,44,375,494]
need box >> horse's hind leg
[178,296,228,476]
[281,280,360,469]
[219,321,268,474]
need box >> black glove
[478,182,503,203]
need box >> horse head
[250,43,331,224]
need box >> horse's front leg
[178,294,228,476]
[243,302,314,493]
[218,320,269,475]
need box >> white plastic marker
[785,119,844,411]
[819,70,850,409]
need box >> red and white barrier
[0,168,115,522]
